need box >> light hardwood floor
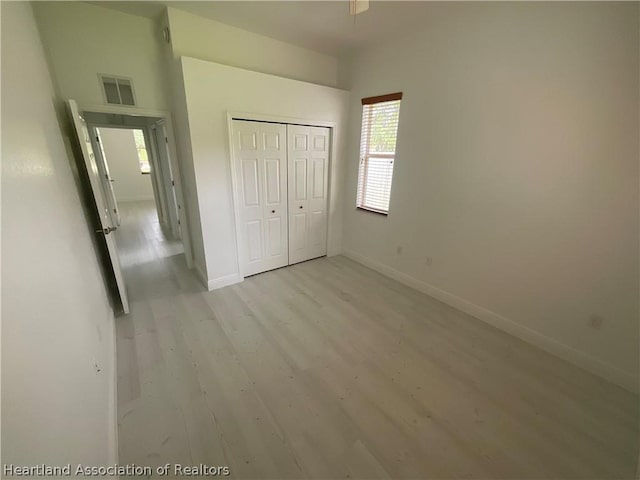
[115,201,639,479]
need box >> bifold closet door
[287,125,330,264]
[232,120,288,276]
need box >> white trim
[342,249,639,394]
[162,115,194,270]
[226,115,245,279]
[228,110,337,129]
[78,103,169,118]
[226,112,338,279]
[79,102,194,270]
[194,263,244,291]
[116,195,156,203]
[196,262,243,291]
[207,273,243,291]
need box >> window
[99,75,136,106]
[133,130,150,174]
[356,92,402,215]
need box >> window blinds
[356,92,402,214]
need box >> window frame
[132,129,151,175]
[356,92,403,216]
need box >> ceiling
[90,1,440,56]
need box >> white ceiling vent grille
[99,75,136,106]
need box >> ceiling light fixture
[349,0,369,16]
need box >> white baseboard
[206,272,243,291]
[195,263,243,291]
[342,250,638,394]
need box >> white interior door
[287,125,330,264]
[67,100,129,314]
[89,127,120,227]
[153,121,181,239]
[232,120,288,276]
[144,127,169,229]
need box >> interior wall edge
[172,58,207,272]
[342,249,639,394]
[194,262,209,289]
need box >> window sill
[357,206,388,216]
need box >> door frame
[86,124,170,236]
[66,99,130,314]
[79,103,194,269]
[226,112,336,278]
[152,120,181,240]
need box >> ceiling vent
[99,75,136,106]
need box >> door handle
[299,205,303,209]
[271,210,275,214]
[96,226,117,235]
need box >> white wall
[341,2,639,391]
[163,43,207,274]
[99,128,154,203]
[2,2,117,466]
[166,7,339,88]
[33,2,196,267]
[159,7,343,274]
[179,58,350,287]
[33,1,169,111]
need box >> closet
[231,119,330,277]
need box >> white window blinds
[356,92,402,214]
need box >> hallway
[115,201,205,469]
[114,202,638,479]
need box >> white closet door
[287,125,330,264]
[232,120,288,276]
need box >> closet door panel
[309,210,325,248]
[287,125,330,264]
[246,220,263,262]
[233,120,288,276]
[266,217,283,257]
[291,212,307,256]
[241,159,260,206]
[307,127,330,260]
[264,158,282,205]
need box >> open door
[89,127,120,227]
[143,126,170,231]
[67,99,129,314]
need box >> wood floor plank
[115,201,639,479]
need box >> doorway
[83,112,182,242]
[67,101,194,314]
[94,126,182,269]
